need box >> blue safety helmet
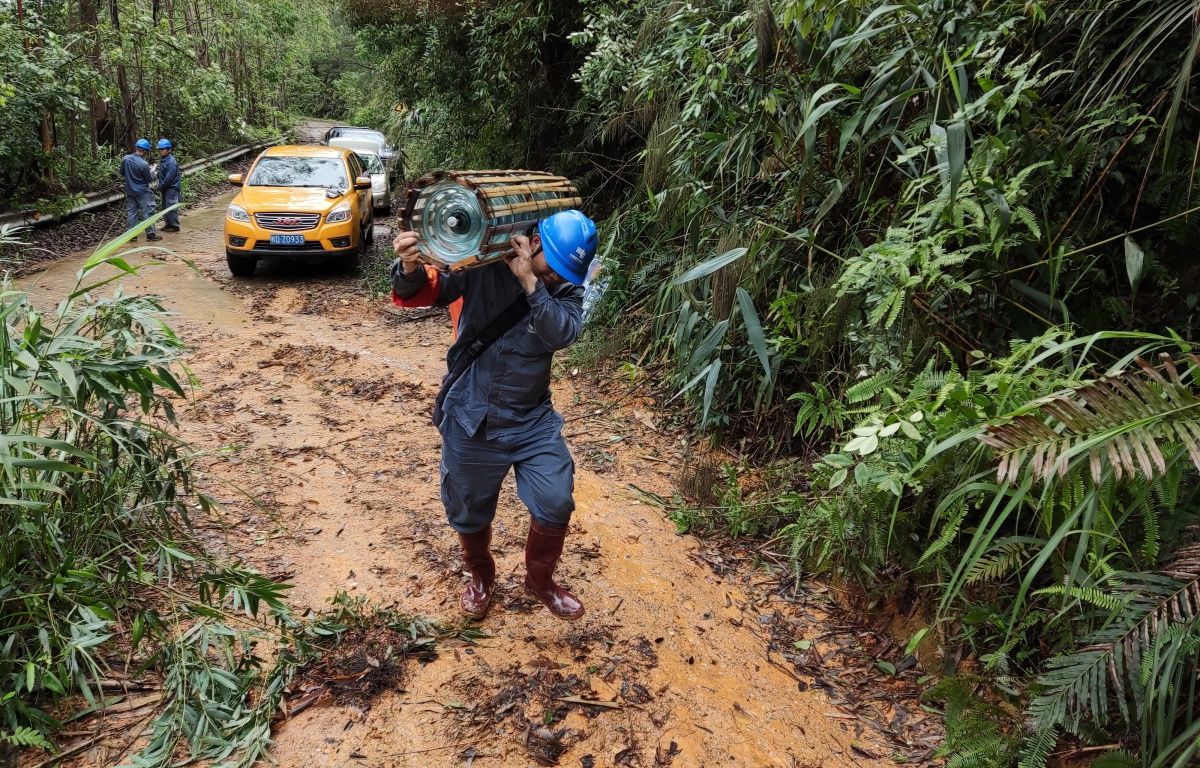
[537,210,597,285]
[157,138,172,149]
[135,138,151,150]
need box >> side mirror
[228,173,244,186]
[354,176,372,190]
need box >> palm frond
[979,354,1200,485]
[1022,544,1200,766]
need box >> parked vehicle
[328,134,403,187]
[323,126,396,163]
[355,151,391,213]
[223,145,375,276]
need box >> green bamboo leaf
[702,358,722,427]
[946,121,966,203]
[799,97,849,139]
[735,288,771,381]
[985,189,1012,236]
[671,248,748,285]
[10,459,86,473]
[838,111,865,160]
[49,360,78,397]
[1162,23,1200,170]
[1124,236,1145,301]
[813,180,845,225]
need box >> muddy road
[21,152,935,766]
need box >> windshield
[248,157,347,188]
[338,130,385,145]
[357,153,385,174]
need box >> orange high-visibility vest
[392,264,464,340]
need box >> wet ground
[18,123,940,767]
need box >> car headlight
[227,203,250,222]
[326,203,352,223]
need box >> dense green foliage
[324,0,1200,762]
[0,0,322,205]
[0,223,469,763]
[4,0,1200,760]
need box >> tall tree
[78,0,111,154]
[108,0,134,151]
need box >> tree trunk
[41,109,54,188]
[79,0,111,154]
[36,0,54,188]
[69,112,78,185]
[109,0,136,151]
[191,0,208,66]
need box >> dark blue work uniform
[392,260,582,534]
[120,153,157,236]
[157,154,182,229]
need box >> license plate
[269,234,306,246]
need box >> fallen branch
[556,695,622,709]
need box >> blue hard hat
[537,210,597,285]
[157,138,172,149]
[135,138,151,150]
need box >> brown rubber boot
[524,520,585,620]
[458,527,495,619]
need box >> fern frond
[979,354,1200,485]
[0,726,52,750]
[1090,751,1137,768]
[927,677,1020,768]
[1014,206,1041,239]
[946,735,1012,768]
[1023,544,1200,751]
[1140,498,1159,564]
[1017,725,1058,768]
[1031,583,1126,611]
[921,499,969,564]
[845,371,893,403]
[966,539,1033,585]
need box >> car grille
[254,212,321,231]
[253,240,326,252]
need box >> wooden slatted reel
[401,170,582,271]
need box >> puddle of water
[17,198,249,333]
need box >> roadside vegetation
[0,0,339,209]
[0,222,468,764]
[4,0,1200,763]
[318,0,1200,763]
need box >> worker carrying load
[391,191,598,622]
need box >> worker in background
[390,211,598,622]
[120,139,161,242]
[156,139,182,233]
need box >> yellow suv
[224,145,375,276]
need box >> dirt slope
[20,160,932,767]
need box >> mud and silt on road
[20,189,940,766]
